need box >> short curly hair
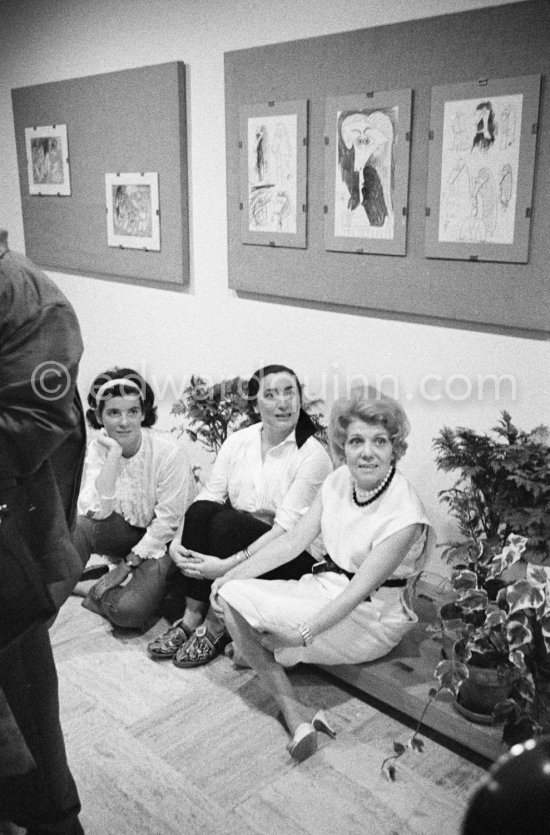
[328,391,410,464]
[85,367,157,429]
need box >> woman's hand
[95,429,123,454]
[259,625,303,651]
[209,575,231,616]
[171,546,226,580]
[90,562,131,600]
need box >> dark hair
[246,364,315,449]
[328,390,410,464]
[85,367,157,429]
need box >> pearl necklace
[352,465,395,507]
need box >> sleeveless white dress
[219,465,435,666]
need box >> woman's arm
[210,491,324,597]
[173,519,291,579]
[264,523,422,648]
[273,440,332,532]
[77,434,122,519]
[131,444,190,560]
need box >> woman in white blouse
[74,368,192,629]
[212,392,435,762]
[148,365,332,667]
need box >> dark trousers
[0,625,83,834]
[162,500,313,620]
[73,513,171,629]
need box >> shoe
[312,709,337,738]
[224,641,251,669]
[147,619,193,659]
[172,626,229,668]
[79,564,109,581]
[286,723,317,762]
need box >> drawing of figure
[442,158,471,236]
[472,101,496,152]
[271,190,292,231]
[271,122,292,184]
[472,166,497,236]
[499,103,516,149]
[460,165,497,242]
[338,109,394,230]
[499,163,513,209]
[249,184,271,227]
[31,136,64,184]
[113,185,152,237]
[255,124,268,181]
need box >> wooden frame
[25,123,71,195]
[105,172,160,250]
[239,99,308,248]
[324,90,412,255]
[425,74,541,263]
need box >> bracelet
[299,623,314,646]
[235,547,252,564]
[99,492,116,501]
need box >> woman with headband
[73,368,192,629]
[147,364,332,667]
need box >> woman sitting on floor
[212,391,435,762]
[147,364,333,666]
[74,368,192,629]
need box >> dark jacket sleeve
[0,301,83,479]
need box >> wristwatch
[125,551,143,569]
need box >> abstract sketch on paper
[105,172,160,250]
[247,113,297,234]
[438,94,523,244]
[334,106,398,240]
[25,124,71,195]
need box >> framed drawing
[25,124,71,195]
[324,90,412,255]
[425,74,541,263]
[239,99,308,248]
[105,172,160,251]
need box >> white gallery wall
[1,0,548,547]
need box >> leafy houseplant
[434,534,550,746]
[382,414,550,778]
[432,412,550,745]
[433,411,550,564]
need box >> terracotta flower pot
[453,641,519,721]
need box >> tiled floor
[48,596,487,834]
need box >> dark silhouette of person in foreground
[0,230,86,833]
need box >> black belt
[312,556,407,589]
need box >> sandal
[147,619,193,659]
[172,625,229,668]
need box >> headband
[95,377,142,403]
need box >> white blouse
[196,423,332,554]
[320,465,435,578]
[77,428,192,560]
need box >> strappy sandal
[147,619,193,659]
[172,625,229,668]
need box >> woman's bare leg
[222,600,309,735]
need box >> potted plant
[432,412,550,743]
